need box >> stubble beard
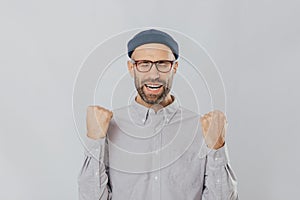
[135,78,172,105]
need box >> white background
[1,0,299,199]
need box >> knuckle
[87,105,94,111]
[96,106,103,110]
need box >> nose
[147,63,160,80]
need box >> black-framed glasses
[131,59,176,73]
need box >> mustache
[141,78,166,85]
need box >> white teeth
[147,84,160,87]
[145,84,162,90]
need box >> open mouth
[144,84,163,91]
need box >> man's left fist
[200,110,228,149]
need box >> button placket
[151,128,162,200]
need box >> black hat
[127,29,179,59]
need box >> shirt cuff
[204,143,230,167]
[83,136,106,160]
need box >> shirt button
[215,157,218,161]
[154,176,158,180]
[217,179,220,183]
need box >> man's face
[128,43,178,105]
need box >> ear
[127,60,134,78]
[173,61,179,74]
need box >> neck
[135,94,174,112]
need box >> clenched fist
[86,106,113,140]
[200,110,227,149]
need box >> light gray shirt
[78,97,238,200]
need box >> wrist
[206,138,225,150]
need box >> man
[78,29,238,200]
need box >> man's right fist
[86,106,113,140]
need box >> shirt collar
[130,95,179,125]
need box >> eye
[138,61,151,67]
[157,61,170,67]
